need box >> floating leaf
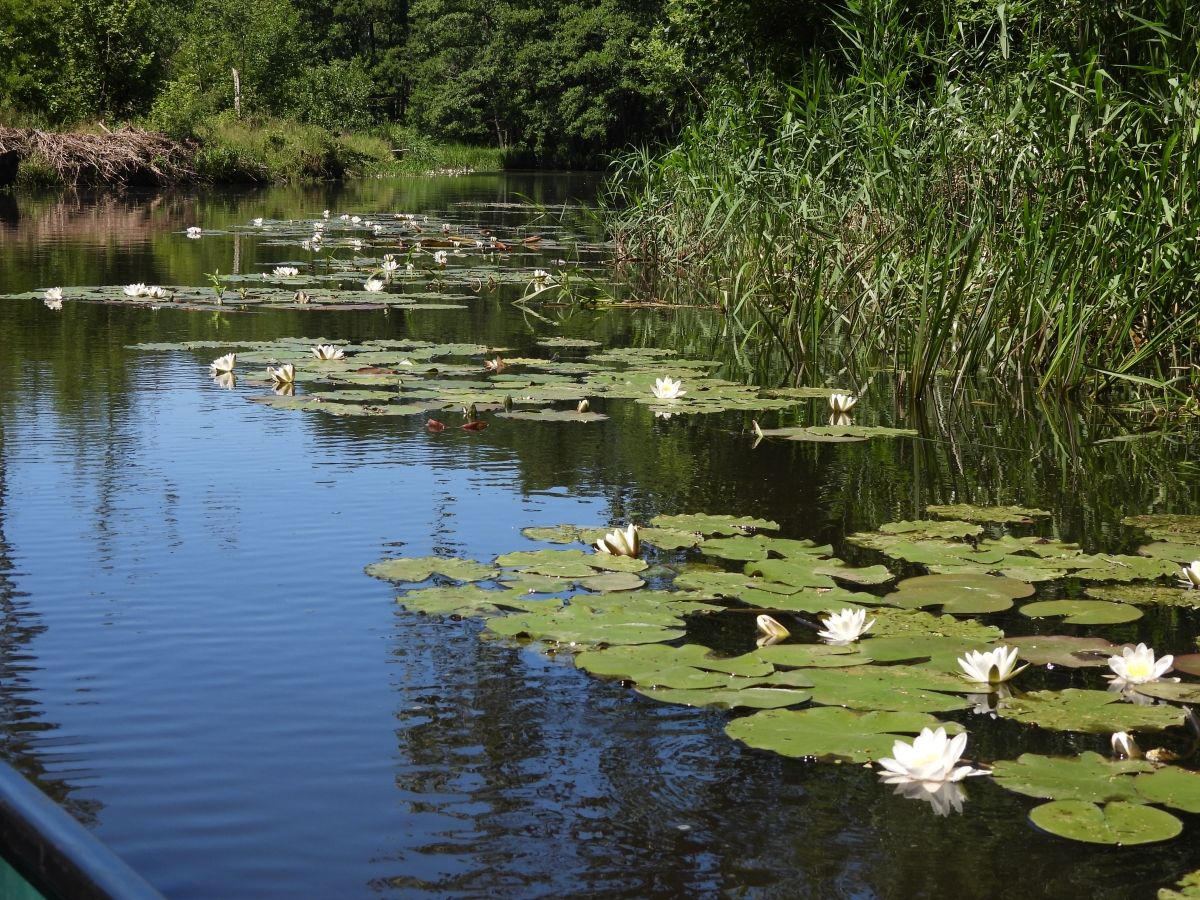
[1019,599,1142,625]
[396,585,547,616]
[1159,868,1200,899]
[1028,800,1182,845]
[725,706,962,762]
[879,519,983,539]
[1122,514,1200,544]
[1005,635,1119,668]
[926,504,1051,523]
[577,571,646,592]
[997,689,1186,733]
[576,644,775,680]
[1135,767,1200,813]
[520,524,602,545]
[885,573,1034,614]
[991,752,1152,803]
[868,607,1003,642]
[485,602,686,646]
[365,556,498,583]
[495,548,648,574]
[650,513,780,535]
[640,527,704,550]
[1086,584,1200,610]
[801,665,972,712]
[638,685,811,709]
[753,644,874,668]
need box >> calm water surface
[1,174,1200,898]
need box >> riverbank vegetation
[0,0,682,177]
[605,0,1200,398]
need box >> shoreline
[0,122,506,189]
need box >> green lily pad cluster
[128,336,841,421]
[849,515,1178,585]
[363,504,1200,851]
[991,752,1200,844]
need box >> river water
[1,174,1199,898]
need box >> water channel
[1,174,1199,898]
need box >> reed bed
[604,0,1200,399]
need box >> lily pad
[640,527,704,550]
[1159,868,1200,899]
[801,665,972,713]
[495,548,648,574]
[365,556,499,583]
[1019,599,1142,625]
[991,752,1152,803]
[577,571,647,592]
[485,602,686,646]
[650,513,780,536]
[638,685,812,709]
[926,504,1051,523]
[725,706,962,763]
[1135,767,1200,813]
[1086,584,1200,610]
[885,573,1034,614]
[575,644,775,680]
[1005,635,1119,668]
[396,585,547,616]
[868,607,1003,643]
[520,524,602,545]
[997,689,1186,733]
[1122,514,1200,544]
[879,519,983,539]
[1028,800,1182,845]
[753,644,874,668]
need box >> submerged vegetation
[606,0,1200,398]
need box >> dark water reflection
[1,175,1199,897]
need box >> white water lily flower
[755,614,790,641]
[406,262,415,273]
[145,286,167,300]
[186,226,202,238]
[339,213,350,221]
[1111,731,1141,760]
[829,392,858,413]
[44,287,63,302]
[817,608,874,644]
[594,524,640,558]
[44,294,63,310]
[957,646,1028,685]
[313,221,324,231]
[878,727,988,785]
[1181,561,1200,588]
[1107,643,1173,685]
[267,363,296,386]
[373,224,383,234]
[209,353,237,375]
[124,283,147,297]
[651,376,686,400]
[381,256,401,274]
[323,209,330,219]
[273,266,299,277]
[532,269,551,283]
[311,344,345,360]
[363,277,385,292]
[351,216,361,224]
[350,239,363,250]
[252,217,264,227]
[433,250,448,266]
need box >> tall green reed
[604,0,1200,401]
